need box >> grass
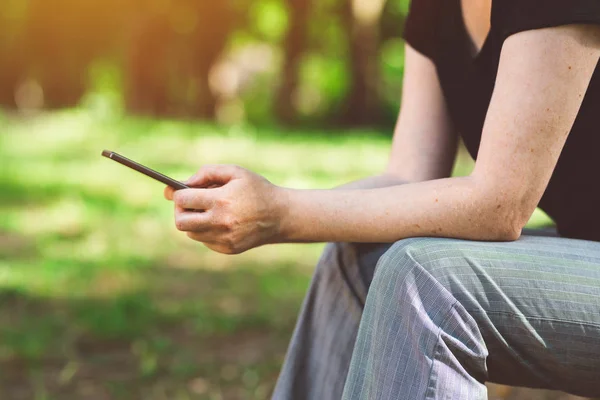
[0,108,554,399]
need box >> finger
[186,164,243,188]
[164,186,175,201]
[174,210,212,232]
[173,188,218,211]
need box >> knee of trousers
[368,238,489,370]
[370,237,478,330]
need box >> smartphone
[101,150,189,190]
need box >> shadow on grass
[0,262,311,400]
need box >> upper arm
[472,24,600,229]
[387,44,458,182]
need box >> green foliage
[379,38,405,117]
[251,0,289,41]
[297,53,349,117]
[387,0,411,15]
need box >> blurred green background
[1,0,411,126]
[1,0,575,399]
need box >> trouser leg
[272,242,391,400]
[344,236,600,400]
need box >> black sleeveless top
[403,0,600,242]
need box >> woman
[165,0,600,398]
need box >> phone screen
[101,150,188,190]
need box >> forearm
[278,175,522,244]
[334,173,408,190]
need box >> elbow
[494,219,523,242]
[479,207,526,242]
[505,205,532,241]
[469,178,531,242]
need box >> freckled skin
[165,24,600,252]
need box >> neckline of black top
[456,0,493,62]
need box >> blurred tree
[276,0,311,123]
[339,0,388,126]
[0,0,414,127]
[20,0,122,109]
[0,0,28,108]
[193,1,234,118]
[125,13,171,116]
[380,0,408,42]
[125,0,234,119]
[24,0,85,108]
[378,0,408,122]
[0,35,21,109]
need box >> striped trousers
[272,234,600,400]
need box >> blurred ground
[1,109,588,400]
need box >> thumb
[186,164,243,188]
[164,185,175,201]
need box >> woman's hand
[164,165,286,254]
